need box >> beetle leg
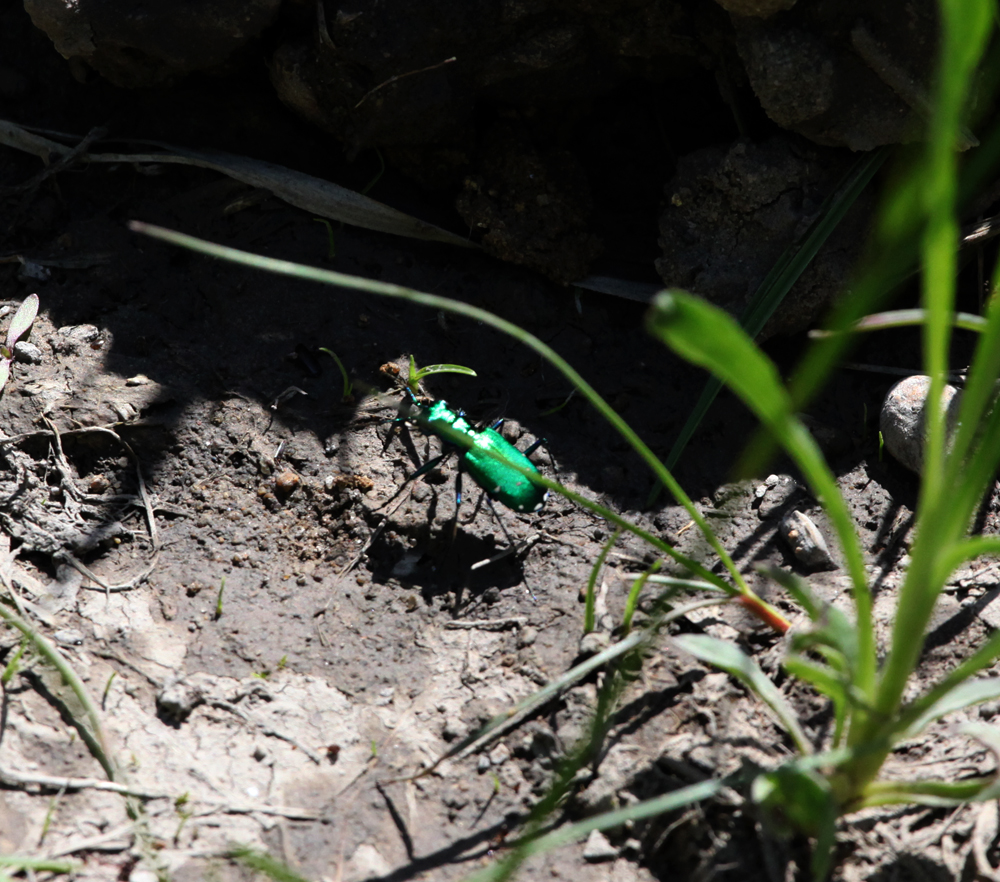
[410,452,449,481]
[523,437,547,458]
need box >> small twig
[43,820,135,857]
[78,424,160,550]
[0,766,321,821]
[92,649,164,689]
[63,550,160,594]
[443,617,527,631]
[470,533,540,571]
[5,125,106,194]
[355,57,456,109]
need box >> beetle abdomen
[463,427,547,513]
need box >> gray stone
[583,829,619,862]
[13,341,42,364]
[880,375,962,473]
[780,510,835,570]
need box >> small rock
[578,631,611,658]
[13,341,42,364]
[273,469,300,496]
[156,673,216,722]
[583,829,619,862]
[17,261,50,281]
[757,473,799,519]
[488,743,510,767]
[58,324,100,343]
[779,510,835,570]
[347,843,392,878]
[442,717,468,742]
[880,375,962,473]
[477,754,491,773]
[53,628,84,646]
[517,626,538,648]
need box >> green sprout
[407,354,477,394]
[1,638,26,685]
[101,670,117,709]
[312,218,337,260]
[214,577,225,620]
[318,347,354,403]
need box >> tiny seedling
[879,430,885,462]
[101,670,117,709]
[313,218,337,260]
[0,293,39,392]
[318,347,354,402]
[277,654,288,670]
[407,354,476,394]
[1,638,26,684]
[39,794,59,844]
[361,148,386,196]
[214,577,225,620]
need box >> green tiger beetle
[391,387,549,518]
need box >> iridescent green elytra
[400,392,548,513]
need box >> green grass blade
[898,674,1000,740]
[466,775,735,882]
[0,856,79,873]
[869,0,995,740]
[0,600,115,779]
[647,292,872,692]
[674,633,812,755]
[584,528,619,634]
[227,846,313,882]
[859,776,995,808]
[413,363,478,380]
[621,560,660,633]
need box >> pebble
[578,631,611,658]
[53,628,84,646]
[582,829,619,862]
[488,743,510,767]
[880,375,962,473]
[779,510,835,570]
[13,341,42,364]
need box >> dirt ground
[4,8,1000,882]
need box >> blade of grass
[867,0,994,744]
[674,633,812,755]
[583,528,619,634]
[0,600,115,779]
[468,775,736,882]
